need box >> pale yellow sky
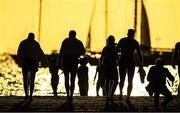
[0,0,180,54]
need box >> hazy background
[0,0,180,54]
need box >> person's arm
[147,67,153,81]
[166,69,175,82]
[93,66,98,83]
[172,44,178,69]
[136,43,143,67]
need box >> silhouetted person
[146,58,174,110]
[17,32,48,100]
[93,62,105,96]
[49,52,59,96]
[77,56,89,96]
[172,42,180,96]
[100,35,119,103]
[59,30,85,102]
[116,29,143,101]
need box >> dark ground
[0,95,180,112]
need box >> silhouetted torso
[147,66,174,90]
[117,37,139,64]
[77,65,88,96]
[60,37,85,71]
[101,45,118,80]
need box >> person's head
[69,30,76,38]
[27,32,35,40]
[155,58,164,67]
[107,35,115,46]
[127,29,135,39]
[79,56,88,66]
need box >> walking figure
[49,52,59,96]
[77,56,89,96]
[146,58,174,110]
[100,35,119,103]
[17,32,48,101]
[116,29,143,101]
[59,30,85,102]
[172,42,180,96]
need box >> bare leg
[154,93,160,110]
[64,71,70,98]
[22,69,28,99]
[178,63,180,96]
[127,65,135,100]
[30,71,36,99]
[119,66,126,99]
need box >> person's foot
[126,98,131,104]
[23,95,29,100]
[53,91,58,96]
[29,96,33,102]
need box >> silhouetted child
[49,53,59,96]
[77,57,89,96]
[146,58,174,110]
[93,64,105,96]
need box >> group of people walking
[17,29,180,110]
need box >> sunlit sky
[0,0,180,54]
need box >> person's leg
[109,80,114,99]
[126,65,135,100]
[111,80,118,97]
[154,93,160,110]
[178,63,180,96]
[96,80,100,96]
[64,71,70,98]
[51,73,59,96]
[119,65,126,99]
[29,71,36,100]
[22,69,28,98]
[104,80,109,101]
[162,87,173,109]
[70,71,76,97]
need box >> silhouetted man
[100,35,119,103]
[116,29,143,101]
[172,42,180,96]
[17,32,48,100]
[146,58,174,110]
[59,30,85,102]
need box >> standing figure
[116,29,143,101]
[146,58,174,110]
[93,62,105,96]
[172,42,180,96]
[77,57,89,96]
[49,52,59,96]
[100,35,119,103]
[59,30,85,102]
[17,32,48,100]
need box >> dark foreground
[0,96,180,112]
